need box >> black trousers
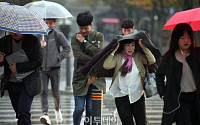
[115,95,146,125]
[8,82,33,125]
[162,92,199,125]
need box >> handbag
[143,62,158,98]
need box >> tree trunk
[183,0,193,10]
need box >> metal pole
[65,53,71,90]
[92,89,103,125]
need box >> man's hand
[76,34,85,43]
[0,53,5,62]
[87,76,97,85]
[9,62,17,73]
[41,40,46,48]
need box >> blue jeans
[8,82,33,125]
[73,85,97,125]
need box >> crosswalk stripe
[0,92,164,125]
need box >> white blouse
[109,58,144,103]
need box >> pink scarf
[119,52,133,77]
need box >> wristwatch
[83,39,87,43]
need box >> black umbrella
[80,30,161,77]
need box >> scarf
[119,51,133,77]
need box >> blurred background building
[2,0,200,53]
[1,0,200,86]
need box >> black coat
[0,34,42,97]
[156,48,200,118]
[80,30,161,77]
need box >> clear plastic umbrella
[0,2,50,34]
[24,1,73,19]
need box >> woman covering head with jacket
[103,38,156,125]
[156,23,200,125]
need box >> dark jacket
[0,34,42,97]
[80,30,161,77]
[156,48,200,116]
[71,31,106,96]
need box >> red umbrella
[162,7,200,31]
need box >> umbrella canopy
[0,2,50,34]
[80,30,161,77]
[24,1,73,19]
[162,7,200,31]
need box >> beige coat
[103,47,156,88]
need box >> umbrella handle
[42,35,44,40]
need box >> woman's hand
[111,42,120,55]
[139,39,146,49]
[87,76,97,85]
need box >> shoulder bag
[143,62,158,98]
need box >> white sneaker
[113,108,118,118]
[55,109,63,123]
[40,115,51,125]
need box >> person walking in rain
[71,11,106,125]
[0,32,42,125]
[121,18,135,35]
[113,18,135,117]
[156,23,200,125]
[38,18,71,125]
[103,37,156,125]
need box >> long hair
[163,23,194,61]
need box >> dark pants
[8,82,33,125]
[115,95,146,125]
[162,92,199,125]
[40,69,60,114]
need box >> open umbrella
[162,7,200,31]
[24,1,73,19]
[0,2,50,34]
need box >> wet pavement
[0,76,167,125]
[0,59,167,125]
